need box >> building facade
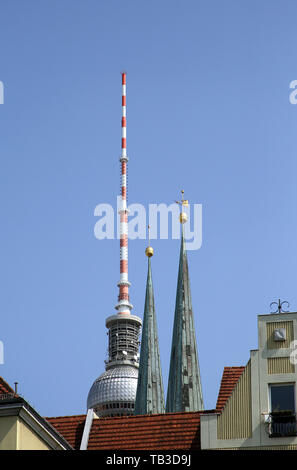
[201,310,297,450]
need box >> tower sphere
[87,366,138,417]
[179,212,188,224]
[145,246,154,257]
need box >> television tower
[87,73,142,417]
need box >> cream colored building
[0,382,72,450]
[201,310,297,450]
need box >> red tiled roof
[47,411,218,450]
[47,367,245,450]
[88,411,204,450]
[216,366,245,412]
[0,376,15,395]
[46,415,86,449]
[2,367,244,450]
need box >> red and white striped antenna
[115,72,132,315]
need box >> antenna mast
[116,72,132,315]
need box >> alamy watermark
[0,341,3,365]
[94,197,202,250]
[290,340,297,366]
[0,81,3,104]
[289,80,297,104]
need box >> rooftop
[47,365,244,450]
[0,376,15,395]
[0,366,244,450]
[47,410,215,450]
[216,366,245,412]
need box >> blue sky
[1,0,297,417]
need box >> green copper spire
[134,245,165,415]
[166,195,204,413]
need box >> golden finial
[145,224,154,257]
[175,190,188,224]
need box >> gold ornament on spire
[145,225,154,257]
[175,190,188,224]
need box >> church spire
[134,227,165,415]
[166,191,204,413]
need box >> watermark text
[290,340,297,365]
[0,341,4,364]
[94,198,202,251]
[0,81,3,104]
[289,80,297,104]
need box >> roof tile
[0,376,15,396]
[216,366,245,412]
[46,415,86,449]
[47,411,212,450]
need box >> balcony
[269,411,297,438]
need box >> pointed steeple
[166,191,204,413]
[134,229,165,415]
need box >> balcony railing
[269,411,297,438]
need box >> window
[270,384,295,412]
[269,384,297,437]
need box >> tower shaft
[116,72,132,315]
[107,71,141,369]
